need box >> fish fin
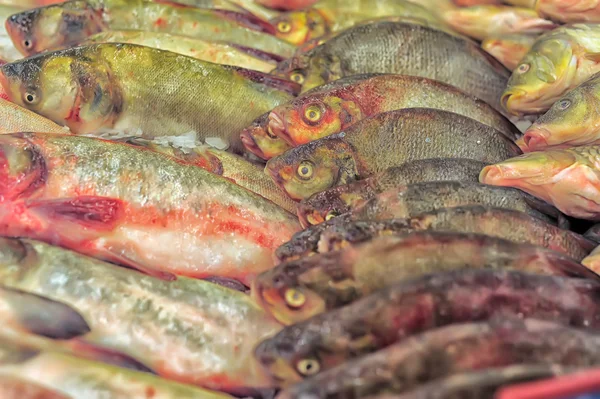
[231,67,301,95]
[100,242,177,281]
[585,52,600,63]
[65,338,155,374]
[26,196,125,231]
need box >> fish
[440,6,556,42]
[0,133,300,285]
[121,138,297,213]
[536,0,600,23]
[480,146,600,220]
[265,74,521,151]
[0,376,72,399]
[270,20,510,111]
[256,0,321,11]
[518,73,600,152]
[0,43,296,154]
[253,232,597,325]
[0,237,283,392]
[502,24,600,115]
[85,31,279,73]
[283,204,587,262]
[269,0,440,45]
[6,0,296,58]
[391,365,573,399]
[254,270,600,384]
[0,98,68,134]
[505,0,536,7]
[266,108,521,200]
[0,4,24,63]
[295,160,487,227]
[482,33,538,71]
[276,318,600,399]
[0,342,235,399]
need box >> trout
[270,20,510,111]
[266,108,521,200]
[0,237,283,392]
[0,43,296,154]
[253,232,597,325]
[0,133,300,284]
[255,270,600,384]
[482,33,537,71]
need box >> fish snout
[240,128,265,159]
[521,127,550,152]
[479,165,509,185]
[268,112,289,143]
[501,89,528,114]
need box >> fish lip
[521,126,551,152]
[479,164,508,184]
[501,89,530,115]
[240,129,266,159]
[268,112,291,144]
[296,204,322,228]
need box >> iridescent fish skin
[255,270,600,384]
[536,0,600,23]
[502,24,600,115]
[480,146,600,220]
[0,133,300,284]
[271,21,509,112]
[0,237,283,392]
[276,318,600,399]
[5,0,295,58]
[269,0,440,45]
[482,33,538,71]
[266,109,520,200]
[266,74,520,150]
[253,232,596,325]
[296,159,488,227]
[0,44,296,154]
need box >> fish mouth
[520,126,551,152]
[268,112,291,144]
[479,165,508,184]
[296,204,324,228]
[240,129,266,160]
[501,89,530,115]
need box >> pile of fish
[1,0,600,398]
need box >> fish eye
[290,71,305,84]
[325,211,339,221]
[284,288,306,308]
[296,358,321,376]
[303,105,323,124]
[23,89,40,105]
[22,39,33,50]
[517,63,530,74]
[277,21,292,33]
[297,161,314,180]
[557,99,572,110]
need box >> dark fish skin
[276,318,600,399]
[255,270,600,384]
[255,232,600,325]
[281,206,594,262]
[271,21,510,112]
[374,365,575,399]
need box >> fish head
[255,325,328,386]
[252,259,327,325]
[520,80,600,151]
[271,53,312,90]
[240,113,292,160]
[297,184,362,227]
[502,37,575,114]
[0,135,47,202]
[270,9,327,45]
[0,50,121,134]
[265,137,359,201]
[481,35,536,70]
[6,1,104,56]
[269,92,363,146]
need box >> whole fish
[536,0,600,23]
[86,31,279,72]
[0,343,234,399]
[270,20,510,110]
[282,205,588,262]
[295,161,498,227]
[276,318,600,399]
[257,0,318,10]
[0,376,72,399]
[0,237,283,392]
[480,146,600,220]
[0,133,300,284]
[122,138,297,213]
[6,0,296,58]
[253,232,596,325]
[502,24,600,115]
[0,98,68,134]
[393,365,573,399]
[0,44,296,154]
[266,108,521,200]
[264,74,521,151]
[269,0,440,45]
[482,33,537,71]
[255,270,600,384]
[440,5,555,41]
[518,73,600,152]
